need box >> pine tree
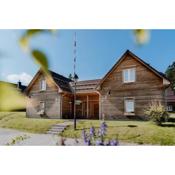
[165,61,175,91]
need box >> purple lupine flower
[96,140,104,146]
[85,138,91,146]
[101,122,108,129]
[110,139,119,146]
[99,122,108,136]
[89,126,95,137]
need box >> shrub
[144,101,169,125]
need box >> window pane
[123,68,135,82]
[40,102,45,110]
[125,99,134,112]
[123,69,129,82]
[41,80,46,90]
[130,68,135,81]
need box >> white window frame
[122,68,136,83]
[40,79,46,91]
[167,105,173,112]
[124,98,135,113]
[40,101,45,111]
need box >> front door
[94,103,99,118]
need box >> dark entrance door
[94,103,99,119]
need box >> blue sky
[0,29,175,85]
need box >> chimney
[17,81,22,89]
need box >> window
[40,79,46,91]
[124,98,135,113]
[123,68,136,83]
[40,101,45,111]
[167,105,173,112]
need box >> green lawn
[1,112,175,145]
[0,112,63,133]
[61,120,175,145]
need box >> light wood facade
[25,50,170,120]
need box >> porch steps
[46,122,72,135]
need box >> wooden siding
[99,54,166,120]
[62,94,73,119]
[75,94,99,119]
[26,73,61,118]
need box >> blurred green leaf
[133,29,150,45]
[26,29,44,37]
[19,36,29,52]
[0,83,26,111]
[31,49,49,71]
[19,29,45,51]
[19,29,57,52]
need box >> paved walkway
[0,128,85,146]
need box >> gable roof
[96,50,170,89]
[25,69,72,94]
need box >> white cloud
[6,72,33,85]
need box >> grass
[1,112,175,145]
[61,120,175,145]
[0,112,63,133]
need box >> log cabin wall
[99,54,166,120]
[26,73,61,118]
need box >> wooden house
[166,86,175,112]
[25,50,170,120]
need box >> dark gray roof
[49,70,101,93]
[49,70,73,92]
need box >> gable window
[123,68,136,83]
[40,79,46,91]
[124,98,135,113]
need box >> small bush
[144,101,169,125]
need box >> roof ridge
[49,70,72,82]
[77,79,101,82]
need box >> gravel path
[0,128,59,145]
[0,128,85,146]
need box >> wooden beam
[60,95,62,119]
[87,95,89,118]
[99,93,102,120]
[82,102,83,116]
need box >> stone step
[54,122,72,126]
[47,131,61,134]
[51,126,66,129]
[49,128,64,132]
[47,122,71,135]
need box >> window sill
[124,112,135,116]
[40,90,46,92]
[123,81,136,84]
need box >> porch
[62,92,100,119]
[75,92,99,119]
